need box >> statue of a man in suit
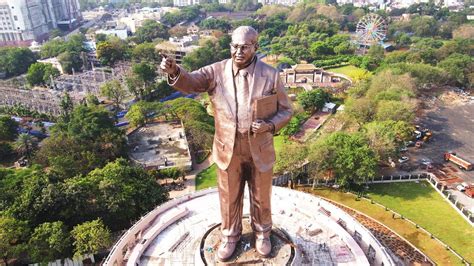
[160,26,292,261]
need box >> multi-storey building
[257,0,300,6]
[0,0,81,46]
[173,0,200,7]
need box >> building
[127,121,192,171]
[95,25,129,40]
[37,57,64,74]
[173,0,200,7]
[280,64,352,88]
[257,0,300,6]
[118,7,178,34]
[0,0,82,47]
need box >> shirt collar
[233,56,257,77]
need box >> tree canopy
[0,116,18,141]
[0,47,37,78]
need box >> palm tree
[15,133,35,159]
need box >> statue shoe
[217,237,240,262]
[255,236,272,257]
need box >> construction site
[0,62,132,116]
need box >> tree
[59,92,74,123]
[199,18,232,32]
[437,53,473,87]
[363,120,412,161]
[375,100,416,123]
[182,37,230,71]
[26,63,60,87]
[100,80,127,116]
[411,16,438,37]
[297,89,329,113]
[131,42,159,63]
[0,47,37,78]
[15,133,36,160]
[28,221,71,263]
[71,219,111,257]
[96,37,129,66]
[134,19,169,44]
[0,143,13,161]
[132,62,157,86]
[344,97,376,126]
[366,44,385,69]
[168,25,188,38]
[0,216,29,266]
[0,116,18,141]
[309,132,377,186]
[274,141,308,181]
[126,62,157,100]
[58,51,82,74]
[95,33,107,43]
[80,159,169,229]
[35,105,127,179]
[452,24,474,39]
[366,70,416,99]
[125,102,151,128]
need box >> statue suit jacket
[169,58,293,172]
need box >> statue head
[230,26,259,69]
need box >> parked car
[398,156,410,164]
[399,146,408,152]
[406,141,415,147]
[456,184,466,192]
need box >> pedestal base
[200,217,295,265]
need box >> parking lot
[416,102,474,182]
[414,100,474,210]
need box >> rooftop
[127,121,192,171]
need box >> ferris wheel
[356,14,387,47]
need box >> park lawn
[367,182,474,262]
[195,135,289,190]
[327,65,372,81]
[274,135,285,155]
[305,186,468,265]
[195,163,217,190]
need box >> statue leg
[247,165,273,235]
[217,154,246,242]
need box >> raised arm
[160,54,215,94]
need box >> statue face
[230,33,257,68]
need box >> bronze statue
[160,26,292,261]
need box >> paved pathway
[168,155,213,199]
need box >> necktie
[237,70,249,133]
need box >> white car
[456,185,466,192]
[420,158,432,165]
[398,156,409,164]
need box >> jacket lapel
[222,59,236,118]
[248,60,268,107]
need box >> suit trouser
[217,132,273,242]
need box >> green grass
[274,135,286,155]
[327,65,372,81]
[366,182,474,262]
[304,186,464,265]
[195,164,217,190]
